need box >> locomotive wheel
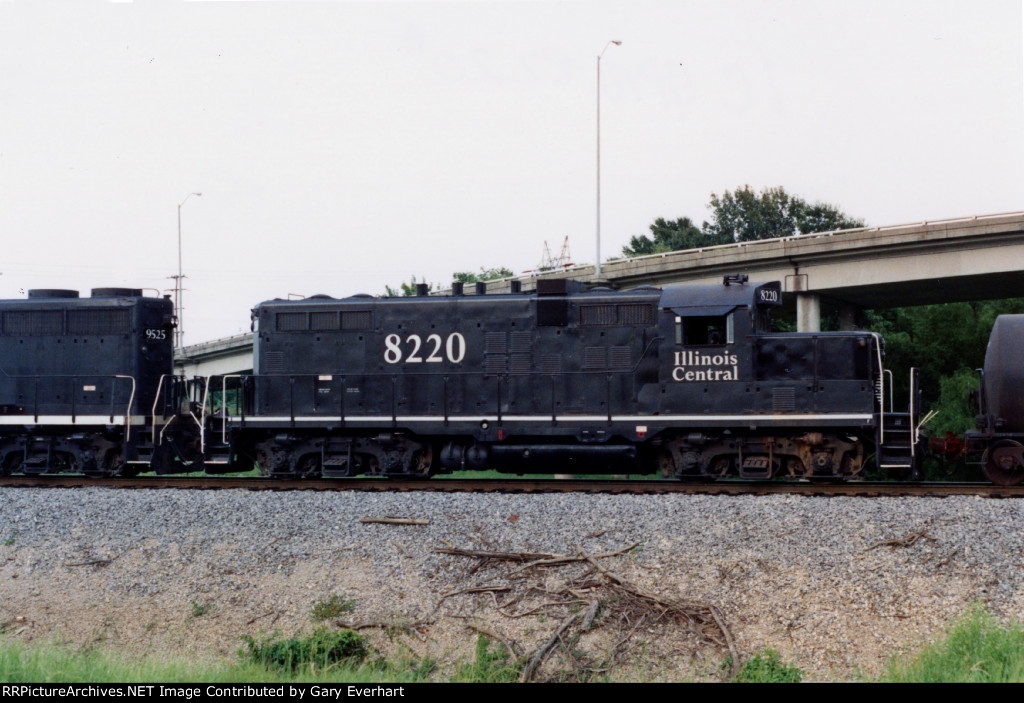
[1,453,21,476]
[296,454,322,479]
[151,443,176,475]
[982,440,1024,486]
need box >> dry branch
[335,618,434,641]
[520,612,583,682]
[432,584,513,615]
[864,530,936,551]
[435,540,738,680]
[65,555,120,568]
[465,622,523,658]
[360,517,430,526]
[434,547,558,561]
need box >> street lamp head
[611,40,622,45]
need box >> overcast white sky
[1,0,1021,344]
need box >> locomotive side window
[675,314,734,346]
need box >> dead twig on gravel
[864,530,936,551]
[334,619,434,641]
[464,622,523,658]
[433,547,558,561]
[65,554,121,568]
[360,517,430,526]
[515,543,640,573]
[520,611,583,682]
[435,541,738,680]
[245,610,280,626]
[431,585,513,615]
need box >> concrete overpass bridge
[176,210,1024,377]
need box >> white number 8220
[384,332,466,364]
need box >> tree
[385,267,513,296]
[622,185,865,257]
[452,267,514,284]
[621,217,728,257]
[384,275,436,297]
[703,185,864,242]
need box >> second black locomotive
[219,276,921,480]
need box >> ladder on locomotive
[877,367,927,479]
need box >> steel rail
[0,475,1021,498]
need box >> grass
[732,649,803,683]
[880,607,1024,683]
[310,595,356,622]
[6,607,1024,683]
[240,629,368,674]
[450,635,521,683]
[0,636,421,684]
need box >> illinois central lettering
[672,350,739,382]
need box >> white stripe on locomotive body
[227,413,874,424]
[0,415,148,426]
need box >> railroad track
[0,475,1021,497]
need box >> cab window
[675,314,733,346]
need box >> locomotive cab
[649,278,882,479]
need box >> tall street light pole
[175,192,202,350]
[595,40,621,281]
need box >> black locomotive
[219,276,923,480]
[0,288,202,476]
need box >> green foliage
[881,607,1024,682]
[384,276,437,297]
[704,185,864,242]
[241,629,368,674]
[0,637,408,683]
[452,267,514,284]
[622,217,728,257]
[622,185,864,257]
[732,648,803,683]
[864,298,1024,436]
[190,601,209,618]
[311,595,356,622]
[385,267,513,296]
[451,635,521,683]
[3,530,17,546]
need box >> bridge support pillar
[797,293,821,332]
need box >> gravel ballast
[0,487,1021,681]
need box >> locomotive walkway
[177,210,1024,376]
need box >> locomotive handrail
[220,375,244,445]
[114,375,136,441]
[0,373,136,429]
[150,374,171,445]
[191,376,211,452]
[883,369,894,412]
[871,332,886,445]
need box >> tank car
[220,276,922,480]
[969,314,1024,485]
[0,288,202,476]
